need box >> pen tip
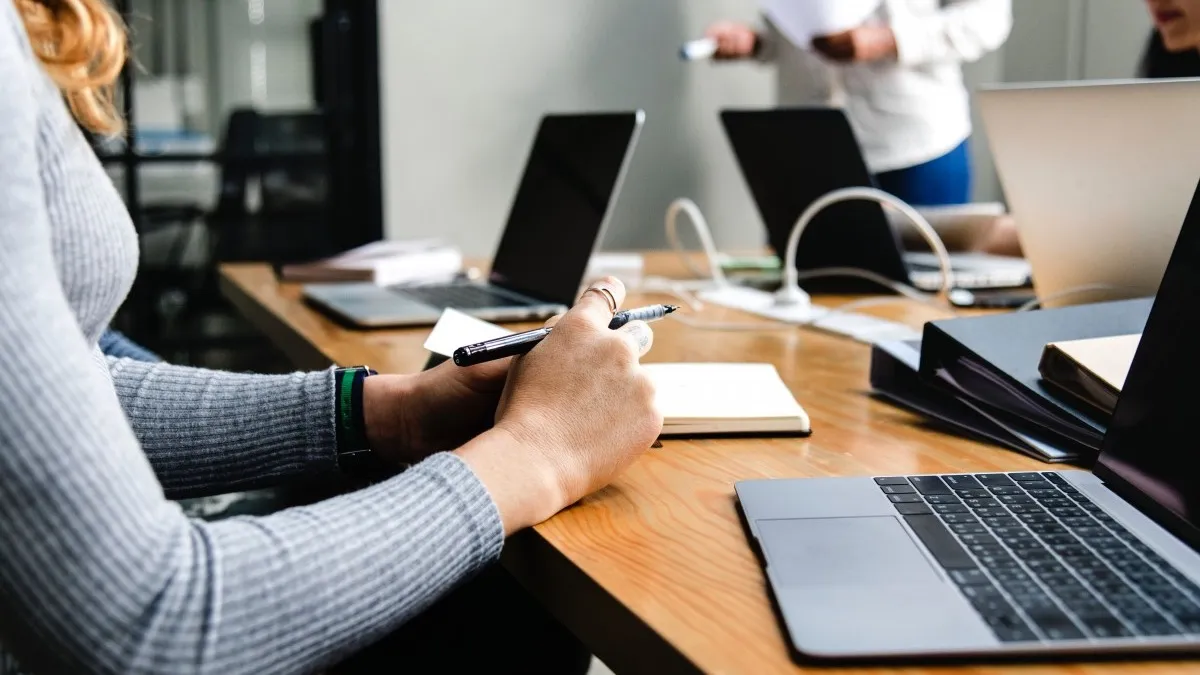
[665,305,680,314]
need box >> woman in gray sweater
[0,1,662,673]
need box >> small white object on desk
[423,309,514,357]
[697,286,922,344]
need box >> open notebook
[423,310,811,436]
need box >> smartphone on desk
[947,287,1038,309]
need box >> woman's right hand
[455,278,662,533]
[705,21,760,59]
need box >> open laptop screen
[1095,179,1200,549]
[719,108,911,287]
[488,112,642,306]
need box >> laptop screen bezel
[1093,178,1200,552]
[486,111,644,304]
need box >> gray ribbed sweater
[0,4,504,673]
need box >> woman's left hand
[362,359,512,465]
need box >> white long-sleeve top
[759,0,1012,173]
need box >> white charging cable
[663,198,729,287]
[776,186,954,308]
[651,189,957,334]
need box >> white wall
[379,1,773,255]
[379,2,1157,254]
[1081,0,1154,79]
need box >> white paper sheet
[423,309,513,357]
[760,0,882,47]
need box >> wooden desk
[221,255,1193,675]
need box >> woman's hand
[363,358,512,466]
[454,278,663,533]
[705,21,760,59]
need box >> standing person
[0,0,663,673]
[705,0,1012,208]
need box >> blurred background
[103,0,1153,368]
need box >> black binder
[871,339,1074,462]
[918,298,1154,461]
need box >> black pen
[452,304,679,367]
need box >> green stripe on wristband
[337,368,355,451]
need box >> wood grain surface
[220,255,1197,675]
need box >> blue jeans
[99,329,161,362]
[874,140,972,206]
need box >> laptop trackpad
[758,516,940,587]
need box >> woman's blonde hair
[13,0,127,135]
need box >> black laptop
[304,111,644,327]
[720,108,1031,293]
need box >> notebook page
[644,363,805,421]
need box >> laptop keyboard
[395,284,532,310]
[876,472,1200,643]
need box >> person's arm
[755,14,784,62]
[0,28,505,675]
[888,0,1012,66]
[107,357,341,498]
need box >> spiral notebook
[422,310,811,436]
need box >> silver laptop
[304,111,644,327]
[720,108,1032,293]
[979,78,1200,308]
[735,180,1200,661]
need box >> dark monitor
[1095,178,1200,550]
[489,112,644,306]
[720,108,911,291]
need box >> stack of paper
[280,239,462,287]
[760,0,882,46]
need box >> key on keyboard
[875,473,1200,644]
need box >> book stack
[280,239,462,287]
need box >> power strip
[697,286,922,344]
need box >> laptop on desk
[303,111,644,327]
[736,178,1200,661]
[978,78,1200,308]
[720,108,1031,293]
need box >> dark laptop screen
[1095,179,1200,548]
[488,112,641,306]
[719,108,911,287]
